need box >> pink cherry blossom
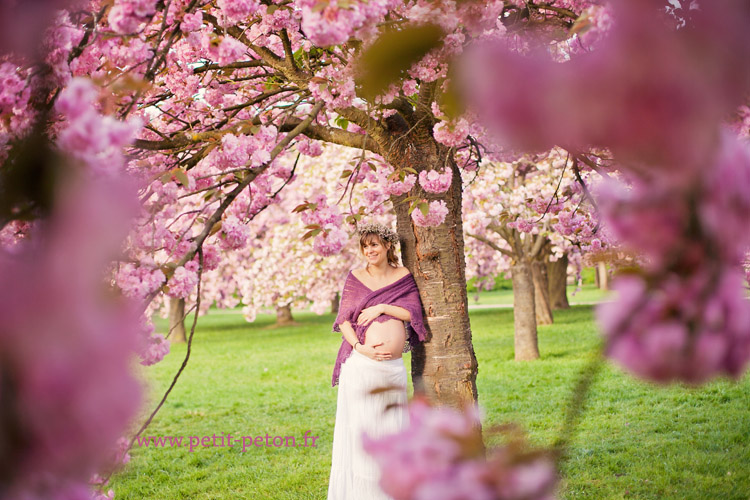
[382,172,417,196]
[180,11,202,32]
[220,215,252,250]
[363,398,558,500]
[313,224,349,256]
[167,264,199,299]
[217,0,260,27]
[433,118,471,148]
[418,167,452,194]
[411,200,449,227]
[139,333,171,366]
[108,0,157,34]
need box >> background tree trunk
[275,304,294,325]
[168,297,186,343]
[331,292,339,315]
[390,135,479,410]
[531,260,553,325]
[597,261,609,291]
[548,253,570,310]
[511,262,540,360]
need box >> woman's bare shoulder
[396,266,412,277]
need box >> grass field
[109,305,750,499]
[467,283,610,306]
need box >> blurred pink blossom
[0,175,142,498]
[411,200,449,227]
[363,398,558,500]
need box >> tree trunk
[511,262,540,361]
[597,261,609,291]
[168,297,186,343]
[547,253,570,310]
[275,304,294,325]
[331,292,339,315]
[389,134,479,410]
[531,260,553,325]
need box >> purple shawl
[331,270,428,387]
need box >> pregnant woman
[327,223,428,500]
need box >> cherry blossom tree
[20,0,590,409]
[5,0,750,498]
[463,149,603,360]
[461,0,750,383]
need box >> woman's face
[361,236,389,266]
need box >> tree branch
[467,232,514,258]
[193,60,266,74]
[279,28,298,72]
[529,233,549,260]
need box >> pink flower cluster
[55,78,142,175]
[299,194,348,256]
[208,128,277,171]
[363,398,558,500]
[418,167,452,194]
[180,10,203,32]
[411,200,449,227]
[0,62,33,154]
[220,215,252,250]
[116,262,166,299]
[298,0,399,47]
[108,0,158,34]
[433,118,471,148]
[296,137,324,157]
[167,261,200,299]
[215,36,248,65]
[139,332,171,366]
[506,219,535,233]
[378,168,417,196]
[313,224,349,257]
[216,0,260,27]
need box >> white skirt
[327,349,408,500]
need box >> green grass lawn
[110,306,750,499]
[468,283,610,306]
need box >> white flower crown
[357,222,399,246]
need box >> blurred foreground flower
[363,397,557,500]
[595,133,750,384]
[0,172,144,499]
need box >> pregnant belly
[364,319,406,359]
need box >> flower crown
[357,222,399,246]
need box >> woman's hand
[356,304,385,326]
[357,342,392,361]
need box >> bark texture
[547,253,570,310]
[531,260,553,325]
[168,297,186,343]
[388,124,478,410]
[511,263,540,361]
